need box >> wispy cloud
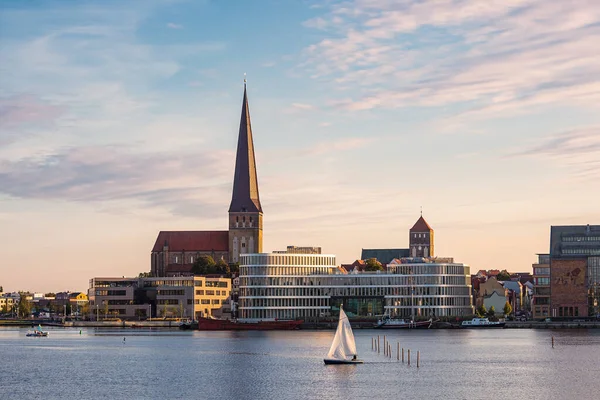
[166,22,183,29]
[0,145,234,217]
[301,0,600,120]
[510,125,600,180]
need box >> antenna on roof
[243,72,247,85]
[420,206,423,217]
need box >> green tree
[229,262,240,276]
[476,304,487,317]
[503,301,513,316]
[18,298,32,318]
[496,270,511,281]
[191,255,217,275]
[487,306,496,318]
[1,303,7,314]
[365,258,383,271]
[138,272,153,278]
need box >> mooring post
[552,336,554,348]
[397,342,400,361]
[372,337,374,350]
[377,336,380,354]
[408,349,411,366]
[417,351,420,368]
[402,347,404,363]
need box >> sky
[1,0,599,293]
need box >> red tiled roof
[152,231,229,252]
[410,216,432,232]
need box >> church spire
[229,81,262,213]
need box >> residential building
[151,84,263,276]
[0,292,20,313]
[238,252,473,321]
[88,276,231,320]
[478,277,508,315]
[549,224,600,318]
[501,281,523,313]
[532,253,551,318]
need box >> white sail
[326,308,357,360]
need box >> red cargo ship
[196,317,303,331]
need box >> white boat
[324,307,363,365]
[375,315,433,329]
[461,317,505,328]
[26,325,49,337]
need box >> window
[242,243,246,248]
[196,290,204,295]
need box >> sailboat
[324,306,363,364]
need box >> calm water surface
[1,327,599,400]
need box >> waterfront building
[150,83,263,276]
[238,253,473,321]
[532,253,550,319]
[0,292,20,313]
[549,224,600,318]
[478,277,508,314]
[88,276,231,320]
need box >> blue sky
[1,0,599,292]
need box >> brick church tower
[228,82,263,263]
[409,214,434,258]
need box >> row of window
[240,255,337,267]
[240,274,470,287]
[195,290,230,296]
[240,285,471,298]
[562,236,600,242]
[561,248,600,255]
[157,290,185,296]
[95,290,127,296]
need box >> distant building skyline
[1,1,599,292]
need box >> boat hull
[196,318,303,331]
[461,323,505,328]
[324,359,364,364]
[374,320,432,329]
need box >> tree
[229,262,240,276]
[18,298,31,318]
[365,258,383,272]
[487,306,496,318]
[138,272,152,278]
[503,301,513,316]
[44,293,56,298]
[496,270,511,281]
[476,304,487,317]
[191,255,217,275]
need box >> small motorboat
[324,306,363,365]
[26,325,49,337]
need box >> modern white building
[238,253,473,321]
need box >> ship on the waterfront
[461,317,505,328]
[374,315,433,329]
[196,317,303,331]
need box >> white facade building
[238,253,473,321]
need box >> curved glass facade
[239,253,473,320]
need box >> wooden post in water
[397,342,400,361]
[372,337,374,350]
[552,336,554,348]
[377,336,380,354]
[384,336,387,356]
[402,347,404,363]
[408,349,411,366]
[417,351,420,368]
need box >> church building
[151,83,263,277]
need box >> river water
[1,327,598,400]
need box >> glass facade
[238,254,473,320]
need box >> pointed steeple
[410,215,432,232]
[229,82,262,213]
